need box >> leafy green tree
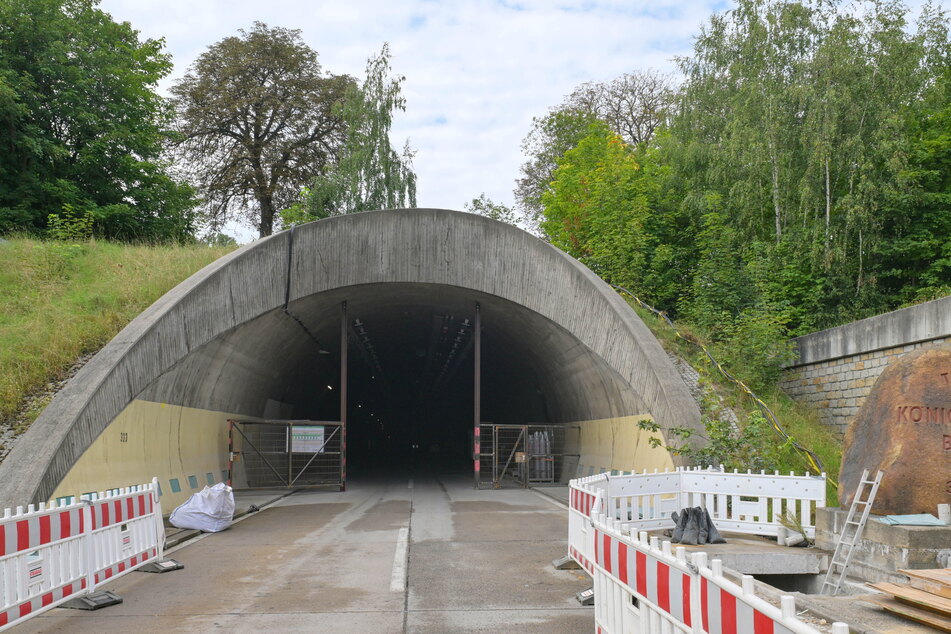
[515,109,599,235]
[296,43,416,220]
[171,22,352,238]
[0,0,196,242]
[464,194,519,226]
[669,0,949,329]
[877,66,951,303]
[541,122,653,288]
[516,70,674,234]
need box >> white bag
[169,483,235,532]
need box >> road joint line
[390,526,410,592]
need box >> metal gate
[476,424,579,489]
[228,419,345,491]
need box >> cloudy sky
[98,0,727,240]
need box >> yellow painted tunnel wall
[572,414,674,477]
[51,399,236,510]
[51,403,675,510]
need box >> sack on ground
[169,482,235,532]
[670,507,726,545]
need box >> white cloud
[99,0,723,240]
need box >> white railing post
[151,477,165,561]
[81,499,95,596]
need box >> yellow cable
[610,284,834,484]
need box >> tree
[668,0,949,328]
[464,194,519,226]
[297,43,416,219]
[514,109,597,234]
[564,70,676,147]
[515,69,675,234]
[0,0,196,242]
[877,65,951,304]
[170,22,352,238]
[541,122,653,289]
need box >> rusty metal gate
[476,424,579,489]
[228,419,345,491]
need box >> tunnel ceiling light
[326,385,333,390]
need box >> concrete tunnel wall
[0,209,701,508]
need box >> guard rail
[0,478,164,631]
[568,471,848,633]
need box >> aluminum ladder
[821,469,884,595]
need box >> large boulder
[839,346,951,515]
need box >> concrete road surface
[22,473,592,633]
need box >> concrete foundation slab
[816,507,951,582]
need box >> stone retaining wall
[780,296,951,438]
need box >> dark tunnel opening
[261,282,640,481]
[290,284,558,477]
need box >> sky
[98,0,728,241]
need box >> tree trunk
[824,156,831,248]
[258,194,275,237]
[771,156,782,241]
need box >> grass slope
[0,238,234,435]
[630,302,843,505]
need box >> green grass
[629,302,842,505]
[0,238,234,434]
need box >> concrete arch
[0,209,700,506]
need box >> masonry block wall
[780,295,951,438]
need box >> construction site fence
[568,474,847,633]
[0,478,164,631]
[476,423,579,489]
[575,466,826,539]
[229,420,345,491]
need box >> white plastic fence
[576,467,826,539]
[569,472,847,633]
[588,515,848,634]
[0,478,164,631]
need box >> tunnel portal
[0,209,701,508]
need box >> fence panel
[575,467,826,539]
[83,484,163,588]
[586,513,849,634]
[0,479,163,632]
[477,424,580,489]
[0,501,88,630]
[679,469,826,538]
[230,420,345,490]
[607,471,684,530]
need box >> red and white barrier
[0,479,164,632]
[580,511,850,634]
[569,474,609,575]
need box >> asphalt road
[22,473,592,633]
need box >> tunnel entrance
[285,283,580,481]
[3,209,702,510]
[254,282,641,483]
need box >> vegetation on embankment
[0,238,234,435]
[629,301,842,506]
